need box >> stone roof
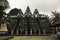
[48,21,60,27]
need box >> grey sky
[7,0,60,16]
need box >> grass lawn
[9,36,56,40]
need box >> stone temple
[0,6,60,36]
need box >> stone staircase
[0,36,14,40]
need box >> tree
[0,0,9,10]
[41,15,52,26]
[0,0,9,25]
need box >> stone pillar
[30,29,32,35]
[38,29,40,35]
[56,27,58,34]
[25,28,27,35]
[16,29,18,35]
[11,30,13,35]
[34,29,36,34]
[53,28,54,35]
[20,29,22,34]
[43,29,46,35]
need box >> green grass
[9,36,56,40]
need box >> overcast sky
[7,0,60,17]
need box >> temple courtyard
[9,36,57,40]
[0,36,57,40]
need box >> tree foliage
[0,0,9,25]
[0,0,9,10]
[51,11,60,24]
